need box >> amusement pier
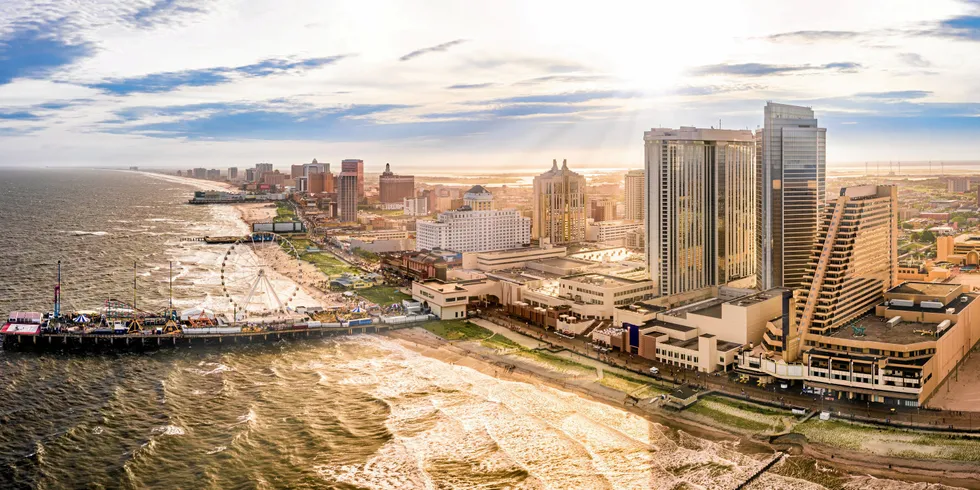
[1,232,432,352]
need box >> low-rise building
[461,245,567,271]
[585,220,643,245]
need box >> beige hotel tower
[532,159,587,245]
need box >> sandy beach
[387,326,980,489]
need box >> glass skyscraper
[757,103,826,290]
[645,127,756,297]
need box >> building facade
[403,196,429,216]
[462,185,493,211]
[589,196,615,222]
[338,172,359,223]
[757,102,827,290]
[585,220,643,245]
[416,208,531,253]
[532,159,587,245]
[341,159,364,200]
[645,127,757,297]
[625,169,645,221]
[379,163,415,204]
[794,185,899,336]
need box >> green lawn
[421,319,492,341]
[796,418,980,461]
[286,238,359,277]
[274,202,298,222]
[359,286,411,306]
[420,319,596,375]
[599,371,668,397]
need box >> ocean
[0,169,957,489]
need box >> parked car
[649,367,660,375]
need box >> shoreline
[133,169,980,487]
[386,326,980,489]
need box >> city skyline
[0,0,979,170]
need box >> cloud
[765,30,861,42]
[399,39,467,61]
[483,90,640,105]
[0,111,41,120]
[418,104,615,121]
[126,0,208,28]
[0,23,96,85]
[86,55,347,94]
[104,103,410,139]
[897,52,931,68]
[924,15,980,41]
[446,82,495,89]
[514,74,612,86]
[690,62,862,77]
[855,90,932,100]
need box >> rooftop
[888,282,960,298]
[562,273,641,287]
[826,315,939,345]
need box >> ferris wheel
[220,232,303,319]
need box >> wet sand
[388,327,980,489]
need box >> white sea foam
[205,446,227,455]
[67,230,109,236]
[152,425,186,436]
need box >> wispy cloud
[483,90,640,105]
[922,15,980,41]
[125,0,209,28]
[446,82,495,90]
[418,104,615,121]
[514,74,612,86]
[87,55,348,94]
[0,22,95,85]
[399,39,467,61]
[897,52,931,68]
[765,30,861,42]
[103,103,410,139]
[854,90,932,100]
[691,62,862,77]
[0,111,41,120]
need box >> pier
[1,323,406,352]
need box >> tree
[920,230,937,243]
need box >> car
[649,367,660,375]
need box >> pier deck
[1,323,403,352]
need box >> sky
[1,0,980,173]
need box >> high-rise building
[794,184,898,336]
[948,177,970,193]
[206,169,220,180]
[404,195,429,216]
[589,196,614,222]
[645,127,756,297]
[291,164,305,179]
[625,169,645,221]
[228,167,238,180]
[532,159,587,245]
[341,159,364,199]
[379,163,415,204]
[193,168,206,179]
[758,102,827,291]
[338,172,359,223]
[462,185,493,211]
[255,163,274,174]
[416,187,530,252]
[245,168,256,183]
[262,171,285,187]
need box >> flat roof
[888,282,959,297]
[532,257,594,269]
[562,273,642,286]
[644,320,696,333]
[663,337,700,350]
[885,293,976,315]
[826,315,939,345]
